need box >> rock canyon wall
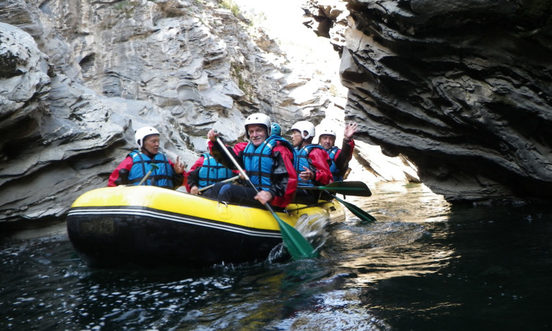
[1,0,416,223]
[305,0,552,202]
[3,0,549,224]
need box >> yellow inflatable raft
[66,185,337,267]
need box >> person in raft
[108,126,185,188]
[318,121,358,182]
[290,120,333,204]
[204,113,298,208]
[186,149,236,195]
[270,122,282,137]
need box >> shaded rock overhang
[307,0,552,202]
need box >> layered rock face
[0,0,337,223]
[3,0,417,224]
[307,0,552,202]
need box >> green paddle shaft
[215,137,317,259]
[331,193,376,223]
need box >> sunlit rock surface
[0,0,418,223]
[0,0,302,222]
[305,0,552,202]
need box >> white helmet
[245,113,271,138]
[318,126,336,138]
[291,121,315,140]
[135,126,160,148]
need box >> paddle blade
[303,181,372,196]
[333,195,376,223]
[273,213,318,259]
[326,181,372,196]
[215,136,317,260]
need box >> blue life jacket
[294,144,324,187]
[326,146,343,182]
[127,150,175,188]
[198,153,234,188]
[243,136,292,191]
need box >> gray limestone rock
[0,0,355,223]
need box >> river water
[1,182,551,330]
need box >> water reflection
[325,182,456,286]
[3,181,550,330]
[357,182,451,223]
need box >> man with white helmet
[108,126,185,188]
[205,113,297,208]
[318,122,358,181]
[290,120,333,203]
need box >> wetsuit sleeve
[207,139,246,170]
[167,159,185,188]
[108,156,134,187]
[270,144,298,208]
[189,156,205,172]
[186,168,200,191]
[334,138,355,176]
[310,148,333,185]
[185,156,204,191]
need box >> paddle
[138,163,159,185]
[302,181,372,196]
[302,181,376,222]
[330,193,376,223]
[216,137,317,259]
[198,175,240,193]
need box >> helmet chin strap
[142,146,156,157]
